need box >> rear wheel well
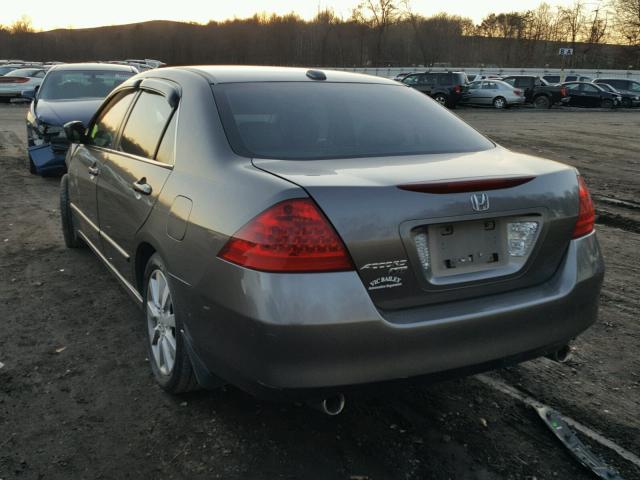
[135,243,156,294]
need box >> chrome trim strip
[115,150,174,169]
[77,230,143,305]
[70,202,99,232]
[86,146,173,170]
[99,230,130,261]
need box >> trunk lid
[253,147,579,311]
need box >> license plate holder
[428,218,507,278]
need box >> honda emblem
[470,193,490,212]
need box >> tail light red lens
[572,176,595,238]
[0,77,29,83]
[218,198,354,273]
[454,85,461,94]
[560,87,568,97]
[514,89,522,96]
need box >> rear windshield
[38,70,134,100]
[213,82,494,160]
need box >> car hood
[34,98,103,126]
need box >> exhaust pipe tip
[547,344,573,363]
[308,394,346,416]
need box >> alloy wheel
[435,94,447,105]
[494,97,506,109]
[146,269,177,376]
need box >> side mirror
[21,89,36,100]
[64,120,88,144]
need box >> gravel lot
[1,104,639,480]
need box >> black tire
[143,253,199,394]
[621,97,632,108]
[60,174,82,248]
[493,96,507,109]
[601,98,614,109]
[433,93,448,106]
[533,95,551,109]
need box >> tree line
[1,0,639,69]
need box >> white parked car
[0,68,46,102]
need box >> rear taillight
[218,198,354,273]
[454,85,461,94]
[560,87,568,97]
[514,89,522,96]
[572,176,595,239]
[0,77,29,83]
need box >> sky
[3,0,581,31]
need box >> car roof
[180,66,398,85]
[47,62,137,73]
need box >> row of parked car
[395,71,640,109]
[0,59,165,103]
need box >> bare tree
[10,15,34,34]
[560,0,586,59]
[611,0,640,46]
[400,0,428,65]
[355,0,398,65]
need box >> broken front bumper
[28,143,68,175]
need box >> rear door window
[422,74,437,86]
[89,90,136,149]
[605,80,624,89]
[436,73,451,85]
[119,91,174,159]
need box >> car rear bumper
[177,231,604,400]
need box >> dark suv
[593,78,640,108]
[402,71,468,108]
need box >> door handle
[88,165,99,176]
[132,178,152,196]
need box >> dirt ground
[1,104,639,480]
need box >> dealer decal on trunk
[368,275,403,290]
[362,259,408,290]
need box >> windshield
[213,82,494,160]
[38,70,134,100]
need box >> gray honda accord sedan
[60,66,604,411]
